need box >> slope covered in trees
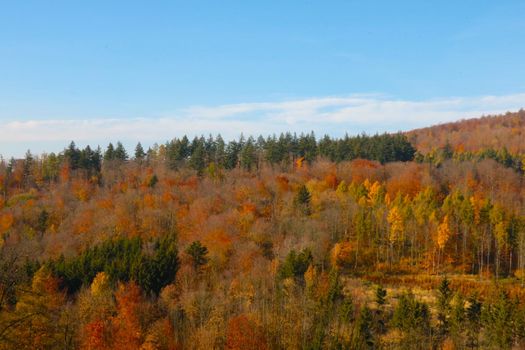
[1,116,525,348]
[408,109,525,153]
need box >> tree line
[1,132,416,185]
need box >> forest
[1,111,525,349]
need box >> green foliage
[294,185,312,215]
[375,285,387,307]
[436,277,453,337]
[114,141,129,161]
[465,295,482,348]
[392,291,432,347]
[351,306,375,350]
[36,209,49,235]
[148,174,158,188]
[189,138,206,175]
[339,297,355,324]
[104,142,115,161]
[134,142,146,160]
[47,234,179,295]
[318,132,415,164]
[240,137,257,171]
[185,240,209,269]
[482,291,516,349]
[278,248,313,281]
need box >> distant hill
[407,109,525,154]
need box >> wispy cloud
[1,93,525,156]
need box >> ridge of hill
[407,109,525,154]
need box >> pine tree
[483,291,515,349]
[189,141,206,175]
[185,241,208,270]
[295,184,312,215]
[240,137,257,171]
[104,143,115,161]
[465,295,482,348]
[134,142,146,160]
[114,142,128,161]
[375,285,387,307]
[436,277,453,340]
[351,306,375,349]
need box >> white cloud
[1,93,525,157]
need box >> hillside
[408,109,525,153]
[0,119,525,348]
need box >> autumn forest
[2,110,525,349]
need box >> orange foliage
[73,209,94,235]
[161,191,175,204]
[81,320,111,350]
[143,193,156,209]
[349,159,380,183]
[275,175,290,192]
[97,198,114,210]
[0,212,14,234]
[323,173,339,190]
[59,163,70,182]
[73,180,91,202]
[386,164,422,198]
[111,283,143,350]
[295,156,305,168]
[225,314,268,350]
[240,202,257,215]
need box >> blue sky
[2,1,525,157]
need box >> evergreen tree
[104,143,115,161]
[294,185,312,215]
[134,142,146,160]
[215,134,226,167]
[64,141,81,169]
[392,291,432,348]
[351,306,375,349]
[189,141,206,175]
[483,291,516,349]
[185,241,208,270]
[278,248,313,281]
[23,150,34,185]
[375,285,387,307]
[465,295,482,349]
[114,141,128,161]
[224,140,241,169]
[240,137,257,171]
[436,277,453,339]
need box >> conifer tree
[134,142,146,160]
[114,142,128,161]
[295,184,312,215]
[185,241,208,270]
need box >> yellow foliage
[387,206,404,243]
[514,268,525,281]
[330,242,354,268]
[295,156,305,168]
[358,196,368,207]
[367,181,383,205]
[384,193,391,206]
[336,180,348,196]
[90,272,110,296]
[304,264,316,289]
[437,215,451,250]
[494,220,508,246]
